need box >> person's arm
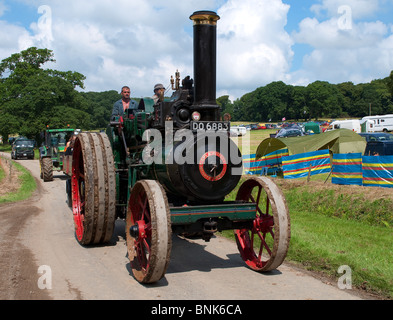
[111,100,122,117]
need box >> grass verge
[222,175,393,299]
[287,209,392,298]
[0,157,37,204]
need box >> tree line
[218,73,393,123]
[1,47,393,144]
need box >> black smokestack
[190,11,220,108]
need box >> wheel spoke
[234,176,290,272]
[136,242,147,270]
[256,186,262,205]
[126,180,172,283]
[249,194,265,216]
[137,195,146,219]
[257,231,272,256]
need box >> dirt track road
[0,154,373,300]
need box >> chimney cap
[190,11,220,25]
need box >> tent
[256,129,367,159]
[303,121,321,134]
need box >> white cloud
[294,18,388,49]
[2,0,393,101]
[217,0,294,98]
[0,20,32,59]
[0,1,7,17]
[290,0,393,85]
[0,0,296,99]
[310,0,380,19]
[0,0,216,94]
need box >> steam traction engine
[69,11,291,283]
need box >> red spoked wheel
[235,176,290,272]
[72,136,86,242]
[71,132,116,245]
[126,180,172,284]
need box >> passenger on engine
[152,83,165,104]
[111,86,138,118]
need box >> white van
[360,119,375,133]
[230,126,247,136]
[327,120,361,133]
[361,115,393,132]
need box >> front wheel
[126,180,172,284]
[235,176,291,272]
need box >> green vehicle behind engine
[39,128,76,181]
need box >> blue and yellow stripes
[331,154,393,188]
[243,149,288,175]
[332,153,363,185]
[282,150,331,179]
[362,156,393,188]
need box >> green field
[232,127,277,155]
[224,128,393,299]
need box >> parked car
[359,133,393,156]
[275,128,304,138]
[11,139,35,160]
[358,132,393,142]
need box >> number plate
[191,121,230,132]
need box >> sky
[1,0,393,101]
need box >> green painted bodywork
[108,102,253,228]
[170,203,257,225]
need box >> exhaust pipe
[190,11,220,109]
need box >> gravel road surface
[0,154,374,301]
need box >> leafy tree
[289,86,308,120]
[0,47,87,143]
[217,95,233,116]
[263,81,292,121]
[78,90,120,129]
[387,70,393,97]
[306,81,344,119]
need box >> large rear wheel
[126,180,172,284]
[71,132,116,245]
[235,176,290,272]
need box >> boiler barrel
[151,133,242,203]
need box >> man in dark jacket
[111,86,138,118]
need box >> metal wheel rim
[126,180,172,283]
[235,176,290,272]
